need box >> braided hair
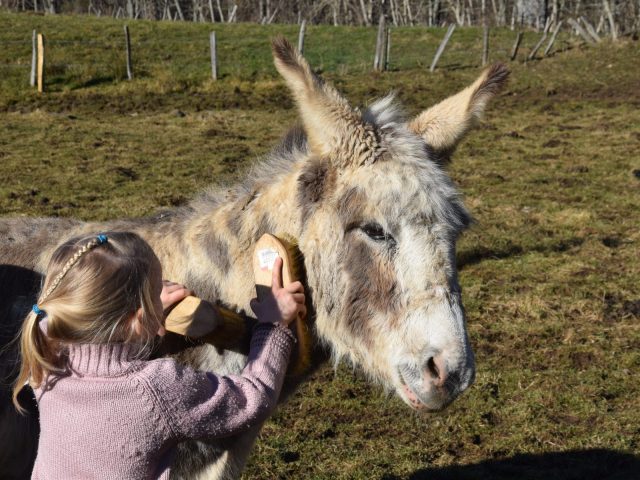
[13,232,162,413]
[35,234,108,314]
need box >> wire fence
[0,21,574,92]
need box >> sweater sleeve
[143,323,295,441]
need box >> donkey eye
[361,223,394,244]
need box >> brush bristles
[200,307,247,350]
[276,233,313,378]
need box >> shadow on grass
[458,237,585,270]
[397,449,640,480]
[72,75,117,90]
[458,243,524,270]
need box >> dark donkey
[0,38,508,479]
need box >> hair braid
[40,236,105,303]
[13,231,162,412]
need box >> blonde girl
[13,231,304,479]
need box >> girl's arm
[146,257,304,440]
[143,322,294,440]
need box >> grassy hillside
[1,11,575,111]
[1,11,639,480]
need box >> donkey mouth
[396,368,456,412]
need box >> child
[12,231,305,479]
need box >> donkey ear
[272,36,380,168]
[408,63,509,164]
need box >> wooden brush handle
[164,296,222,338]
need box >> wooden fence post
[124,25,133,80]
[528,33,547,60]
[430,24,455,72]
[385,27,391,71]
[510,31,523,61]
[482,24,489,66]
[373,14,386,71]
[298,19,306,54]
[528,20,552,60]
[36,33,45,93]
[543,21,563,56]
[210,31,217,80]
[30,29,37,87]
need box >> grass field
[1,10,639,480]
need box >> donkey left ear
[408,63,509,164]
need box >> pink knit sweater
[31,323,294,480]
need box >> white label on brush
[258,248,279,270]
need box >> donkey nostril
[426,356,440,380]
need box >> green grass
[1,12,579,111]
[1,10,639,480]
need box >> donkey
[0,37,508,479]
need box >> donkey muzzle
[398,349,475,411]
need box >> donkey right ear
[408,63,509,164]
[272,36,380,168]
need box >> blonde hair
[12,232,162,413]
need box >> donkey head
[273,38,508,411]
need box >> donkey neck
[216,165,304,247]
[179,163,305,310]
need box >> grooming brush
[253,233,311,377]
[163,234,311,372]
[165,297,247,351]
[164,296,222,338]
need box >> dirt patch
[542,139,568,148]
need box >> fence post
[298,19,306,54]
[385,27,391,71]
[482,24,489,66]
[124,25,133,80]
[210,31,217,80]
[430,24,455,73]
[36,33,45,93]
[373,14,385,71]
[543,20,563,56]
[30,29,37,87]
[510,31,523,61]
[528,20,552,60]
[528,32,547,60]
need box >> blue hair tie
[97,234,108,244]
[32,304,44,316]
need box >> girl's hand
[161,281,193,312]
[250,257,306,327]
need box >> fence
[0,18,582,93]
